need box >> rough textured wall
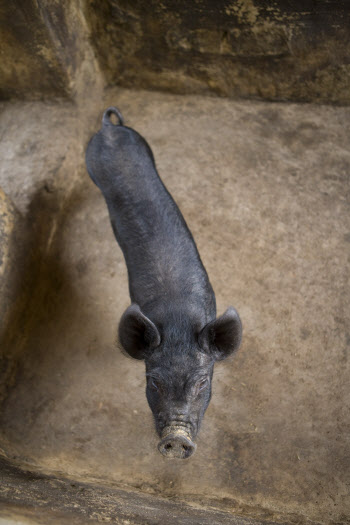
[85,0,350,104]
[1,0,350,103]
[0,188,28,404]
[0,1,70,99]
[0,0,100,100]
[0,189,21,339]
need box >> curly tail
[102,106,124,127]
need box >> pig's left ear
[198,307,242,361]
[118,304,161,360]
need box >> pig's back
[86,123,216,321]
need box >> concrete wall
[0,1,70,99]
[1,1,350,102]
[0,0,99,100]
[86,0,350,104]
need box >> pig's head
[118,304,242,459]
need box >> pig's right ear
[198,307,242,361]
[118,304,161,360]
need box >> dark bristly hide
[85,107,242,458]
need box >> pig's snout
[158,427,196,459]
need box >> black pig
[85,107,242,459]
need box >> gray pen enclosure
[0,2,349,525]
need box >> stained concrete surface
[0,456,284,525]
[86,0,350,104]
[2,1,350,104]
[0,89,349,524]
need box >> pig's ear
[198,307,242,361]
[118,304,161,360]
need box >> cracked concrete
[0,88,349,524]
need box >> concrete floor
[0,89,349,524]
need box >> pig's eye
[150,378,161,392]
[197,378,209,393]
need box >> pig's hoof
[158,431,196,459]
